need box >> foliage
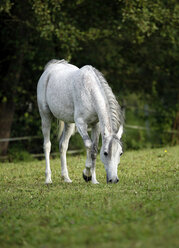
[0,146,179,247]
[0,0,179,154]
[73,0,179,143]
[8,145,35,163]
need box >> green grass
[0,146,179,248]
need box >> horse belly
[46,81,75,122]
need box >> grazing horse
[37,59,124,184]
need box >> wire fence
[0,123,178,144]
[1,101,178,160]
[0,123,178,160]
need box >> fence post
[144,104,150,139]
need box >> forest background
[0,0,179,159]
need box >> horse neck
[93,89,113,136]
[99,111,113,136]
[82,67,114,136]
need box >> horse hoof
[64,178,72,183]
[45,179,52,184]
[92,180,99,184]
[83,172,92,182]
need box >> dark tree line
[0,0,179,154]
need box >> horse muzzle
[107,176,119,184]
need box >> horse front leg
[83,144,99,184]
[75,118,94,182]
[82,123,100,184]
[75,118,92,149]
[90,123,100,184]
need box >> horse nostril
[108,179,112,183]
[116,178,119,183]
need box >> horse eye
[120,152,123,156]
[104,152,108,156]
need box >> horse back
[37,62,104,124]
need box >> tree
[0,0,123,154]
[0,0,179,155]
[73,0,179,143]
[0,0,90,154]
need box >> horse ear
[116,125,123,140]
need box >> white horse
[37,59,124,184]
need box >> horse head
[100,125,123,183]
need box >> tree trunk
[0,43,24,155]
[0,102,15,155]
[172,111,179,145]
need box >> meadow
[0,146,179,248]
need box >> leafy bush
[8,146,35,162]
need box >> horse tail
[57,121,76,142]
[57,120,65,141]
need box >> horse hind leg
[59,123,75,183]
[41,114,52,184]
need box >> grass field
[0,146,179,248]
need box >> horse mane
[44,59,68,70]
[92,67,124,133]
